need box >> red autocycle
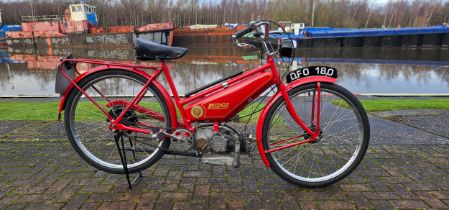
[55,20,370,189]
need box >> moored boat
[5,3,174,49]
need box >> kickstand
[114,133,142,190]
[127,135,143,186]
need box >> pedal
[201,154,235,166]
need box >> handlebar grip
[233,26,254,39]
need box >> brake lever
[236,42,257,49]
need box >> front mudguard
[57,64,178,130]
[255,76,337,167]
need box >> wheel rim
[267,86,365,183]
[68,74,167,170]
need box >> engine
[193,125,239,154]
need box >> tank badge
[191,105,205,118]
[207,103,230,110]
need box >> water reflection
[1,45,449,97]
[312,63,449,94]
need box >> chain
[122,130,198,155]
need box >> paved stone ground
[373,109,449,139]
[0,111,448,210]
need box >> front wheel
[262,83,370,187]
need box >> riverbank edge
[1,97,449,122]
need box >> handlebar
[232,25,255,39]
[232,20,272,40]
[231,19,296,64]
[232,20,283,55]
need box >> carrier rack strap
[184,70,243,98]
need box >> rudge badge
[191,105,204,118]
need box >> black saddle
[134,38,188,60]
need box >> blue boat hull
[247,26,449,48]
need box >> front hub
[304,125,323,144]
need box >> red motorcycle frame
[53,20,373,190]
[57,54,336,168]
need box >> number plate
[286,66,338,83]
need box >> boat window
[162,32,166,43]
[71,6,77,12]
[76,5,82,12]
[84,5,88,12]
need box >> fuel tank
[185,71,274,122]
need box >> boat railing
[21,15,63,23]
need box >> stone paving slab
[0,113,448,209]
[372,109,449,139]
[0,121,32,136]
[368,115,449,145]
[371,109,447,118]
[392,113,449,139]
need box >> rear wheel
[262,83,369,187]
[64,69,171,174]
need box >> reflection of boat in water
[3,46,449,97]
[7,53,256,70]
[296,57,449,66]
[6,45,256,69]
[8,54,169,71]
[271,48,449,67]
[7,46,449,69]
[274,57,449,67]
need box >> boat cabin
[69,3,98,26]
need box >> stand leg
[128,136,143,183]
[114,133,133,189]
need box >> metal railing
[21,15,63,23]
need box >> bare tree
[0,0,448,28]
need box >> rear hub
[107,106,139,126]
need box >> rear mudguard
[58,64,178,130]
[256,76,337,167]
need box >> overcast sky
[361,0,448,4]
[344,0,449,7]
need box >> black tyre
[64,69,171,174]
[262,83,370,187]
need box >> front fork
[264,82,322,154]
[281,82,321,138]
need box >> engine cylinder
[193,125,238,154]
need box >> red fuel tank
[185,71,274,122]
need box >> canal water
[1,44,449,97]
